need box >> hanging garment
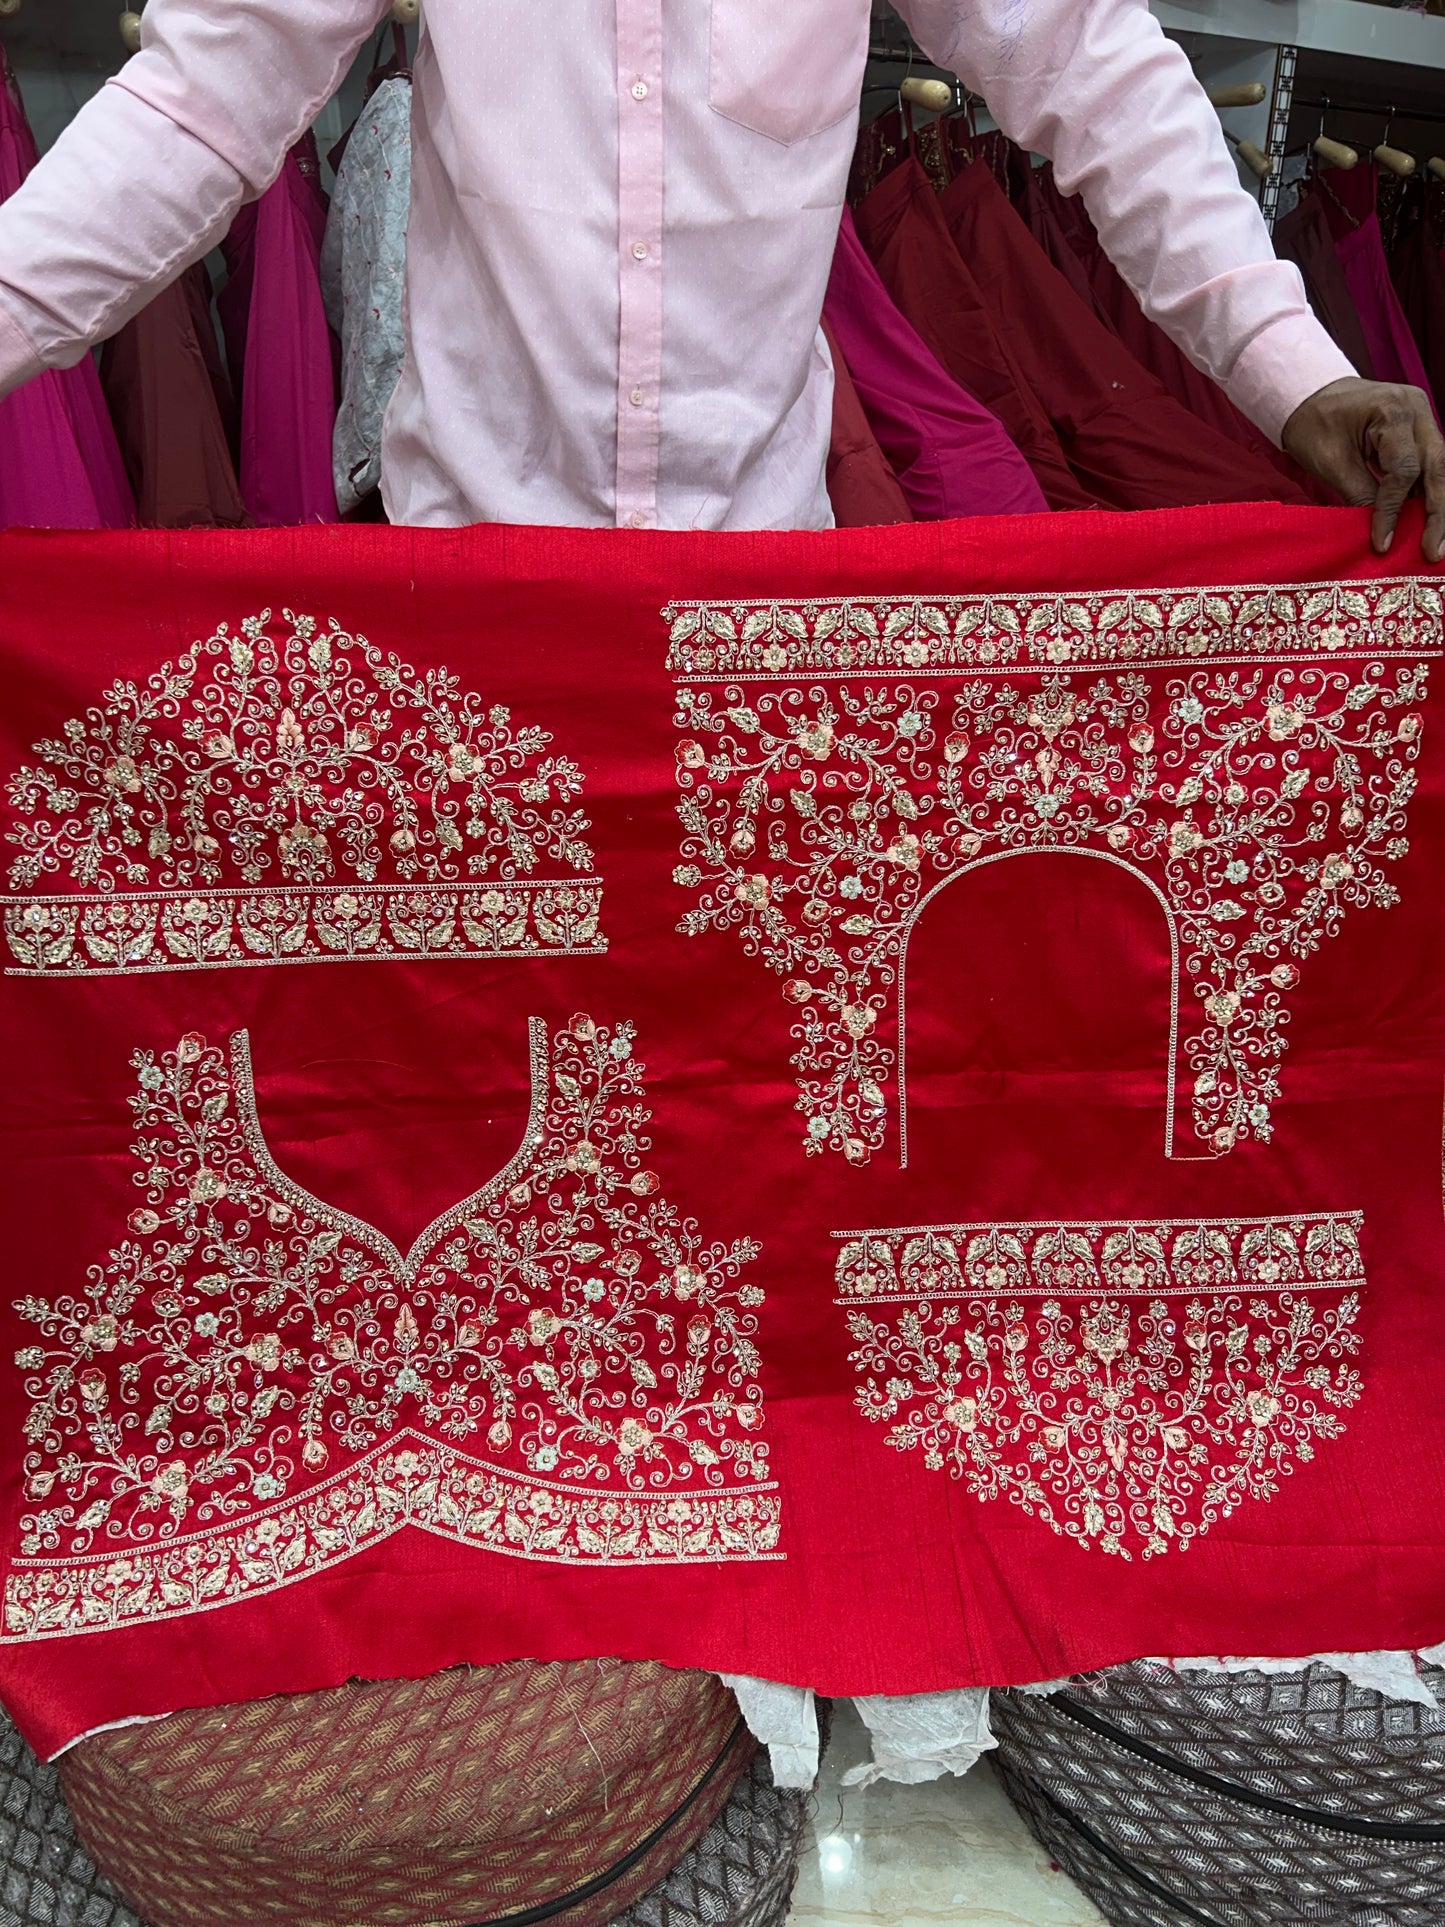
[853,159,1098,512]
[1390,178,1445,418]
[1274,190,1377,381]
[0,50,132,530]
[821,319,913,527]
[939,161,1309,510]
[821,208,1048,521]
[321,73,412,516]
[1,508,1445,1762]
[99,263,248,530]
[1311,164,1436,407]
[1026,160,1323,498]
[218,136,339,526]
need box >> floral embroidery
[6,1016,776,1639]
[670,602,1431,1162]
[4,609,605,973]
[835,1212,1364,1560]
[665,580,1444,678]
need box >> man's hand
[1282,377,1445,562]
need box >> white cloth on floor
[843,1688,996,1787]
[720,1675,819,1791]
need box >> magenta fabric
[0,53,132,530]
[217,137,339,526]
[1336,215,1436,406]
[822,209,1048,521]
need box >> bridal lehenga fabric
[0,506,1442,1766]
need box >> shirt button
[631,79,649,100]
[632,241,649,261]
[628,510,648,529]
[629,387,645,407]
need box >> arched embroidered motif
[666,581,1441,1164]
[5,1016,777,1641]
[3,609,605,975]
[834,1212,1365,1560]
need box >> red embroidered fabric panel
[0,508,1442,1759]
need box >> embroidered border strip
[833,1212,1365,1561]
[665,579,1445,679]
[3,1433,783,1641]
[4,881,606,974]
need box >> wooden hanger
[1375,110,1415,178]
[1313,136,1358,169]
[1223,128,1272,180]
[0,0,22,19]
[1428,156,1445,183]
[1208,81,1265,109]
[119,11,143,52]
[899,76,952,112]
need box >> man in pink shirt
[0,0,1439,553]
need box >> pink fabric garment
[217,136,338,525]
[0,0,1353,530]
[0,52,132,530]
[1323,163,1437,412]
[821,208,1047,521]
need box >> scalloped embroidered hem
[3,881,607,974]
[834,1213,1366,1563]
[3,1432,784,1641]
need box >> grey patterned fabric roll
[0,1712,139,1927]
[992,1659,1445,1927]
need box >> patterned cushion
[58,1659,750,1927]
[993,1660,1445,1927]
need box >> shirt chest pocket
[709,0,871,146]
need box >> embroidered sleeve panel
[668,584,1436,1164]
[3,610,606,975]
[833,1213,1365,1562]
[5,1016,778,1641]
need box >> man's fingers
[1369,420,1423,554]
[1419,424,1445,565]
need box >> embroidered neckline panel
[6,1016,778,1642]
[666,582,1438,1164]
[834,1212,1365,1562]
[3,609,606,975]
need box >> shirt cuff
[0,290,44,398]
[1223,311,1357,448]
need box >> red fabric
[822,208,1049,520]
[939,163,1306,510]
[1390,181,1445,415]
[822,320,913,527]
[1,506,1444,1759]
[217,137,339,526]
[1274,191,1376,382]
[0,51,134,531]
[854,160,1098,512]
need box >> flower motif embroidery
[835,1213,1365,1559]
[5,1016,776,1639]
[668,592,1434,1163]
[4,609,605,974]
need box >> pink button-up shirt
[0,0,1352,530]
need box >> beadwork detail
[5,1016,776,1639]
[669,593,1433,1162]
[4,609,606,974]
[835,1213,1365,1559]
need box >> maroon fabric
[1390,181,1445,414]
[822,207,1048,521]
[1030,165,1314,493]
[940,162,1307,510]
[99,265,248,530]
[1274,192,1376,382]
[822,319,913,527]
[854,160,1098,512]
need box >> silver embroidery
[835,1213,1365,1560]
[6,1016,777,1639]
[670,599,1431,1162]
[4,609,606,974]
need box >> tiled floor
[789,1701,1106,1927]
